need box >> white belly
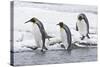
[60,28,69,49]
[77,20,87,36]
[33,24,42,48]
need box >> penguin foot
[61,44,65,49]
[41,49,44,52]
[44,47,48,50]
[42,46,48,50]
[26,46,38,50]
[87,34,90,39]
[41,49,46,52]
[81,36,85,40]
[33,47,38,50]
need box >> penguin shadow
[25,44,72,56]
[60,44,72,55]
[62,49,72,55]
[36,50,46,55]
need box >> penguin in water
[57,22,72,50]
[25,17,52,52]
[76,13,90,40]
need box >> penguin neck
[77,19,83,24]
[60,27,64,31]
[32,22,37,27]
[79,19,84,22]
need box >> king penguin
[25,17,51,52]
[76,13,90,40]
[57,22,72,50]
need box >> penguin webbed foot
[42,46,48,50]
[33,47,38,50]
[81,36,85,40]
[41,49,44,52]
[41,49,46,52]
[41,47,48,52]
[44,47,48,50]
[87,34,90,39]
[81,35,90,40]
[61,44,65,49]
[41,49,46,53]
[26,46,38,50]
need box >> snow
[12,1,98,52]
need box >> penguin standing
[76,13,90,40]
[57,22,72,50]
[25,17,51,52]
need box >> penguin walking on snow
[25,17,52,52]
[76,13,90,40]
[57,22,72,50]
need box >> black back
[36,22,46,47]
[63,24,72,49]
[35,18,50,38]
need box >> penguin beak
[24,20,30,24]
[57,24,59,25]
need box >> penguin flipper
[76,24,78,31]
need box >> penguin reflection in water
[76,13,90,40]
[57,22,72,51]
[25,17,52,52]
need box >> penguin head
[57,22,64,28]
[25,17,37,24]
[78,13,86,21]
[78,15,83,21]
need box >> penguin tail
[46,35,53,38]
[45,35,53,41]
[44,32,53,40]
